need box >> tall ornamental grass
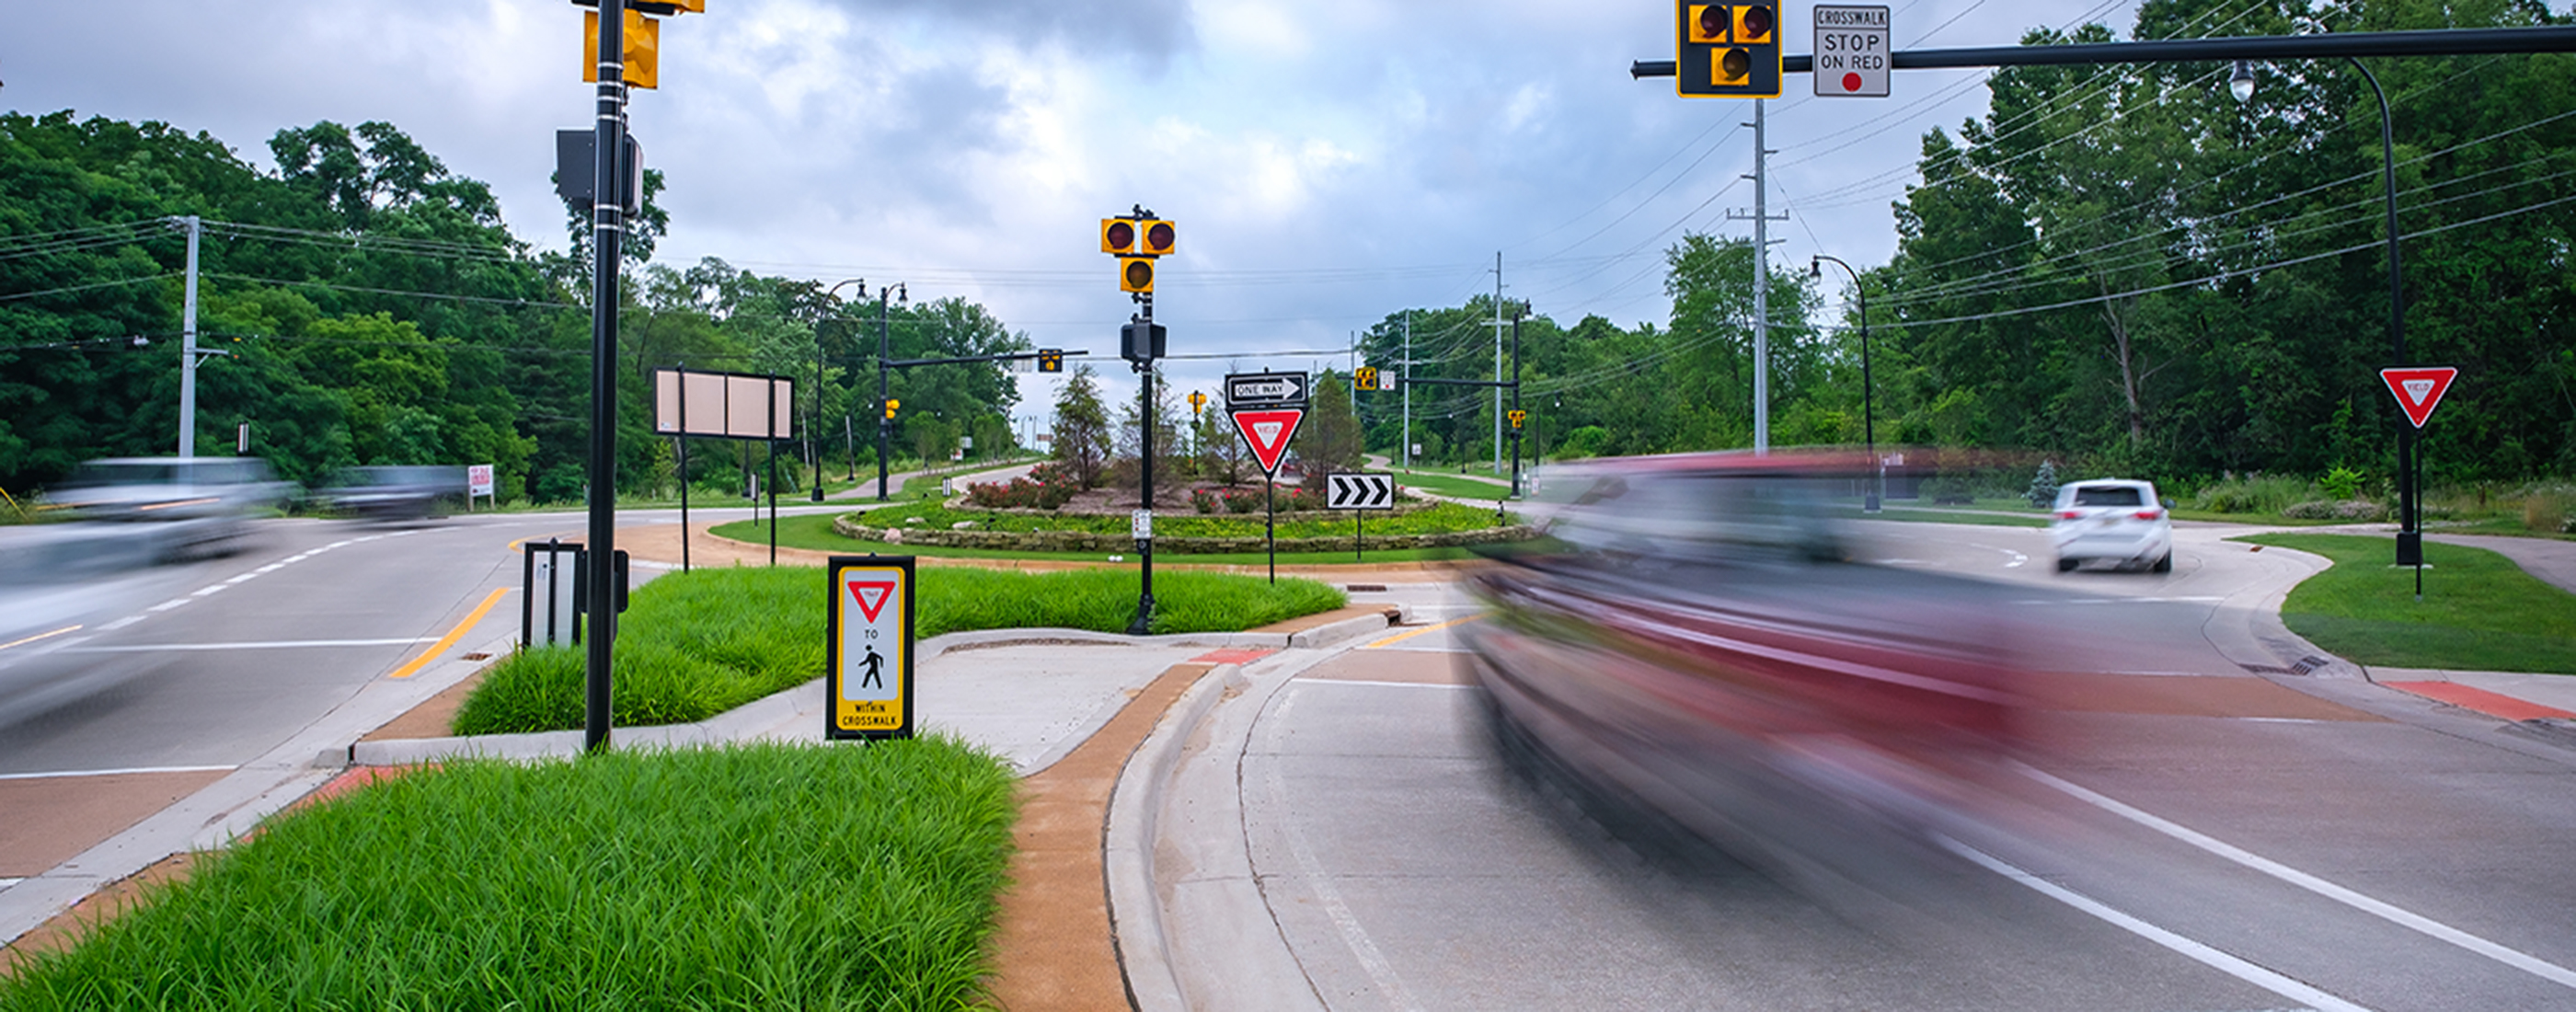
[0,741,1017,1011]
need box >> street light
[818,278,865,502]
[2231,58,2418,566]
[1810,254,1879,512]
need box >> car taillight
[2056,510,2082,520]
[2134,509,2163,520]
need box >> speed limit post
[827,555,915,740]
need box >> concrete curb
[1107,661,1248,1012]
[339,618,1396,767]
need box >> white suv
[2050,478,2172,573]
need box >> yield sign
[1230,408,1305,477]
[2380,367,2459,429]
[846,581,896,623]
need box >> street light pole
[581,0,629,755]
[818,278,865,502]
[1811,254,1878,512]
[874,282,905,501]
[2233,59,2413,566]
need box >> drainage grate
[2289,655,2335,675]
[2237,662,2293,674]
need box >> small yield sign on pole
[827,555,914,740]
[2380,366,2457,604]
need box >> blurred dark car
[316,466,466,521]
[1461,450,2034,901]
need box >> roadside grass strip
[718,512,1494,564]
[0,741,1017,1011]
[2237,533,2576,673]
[456,566,1345,736]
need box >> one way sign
[1326,472,1395,511]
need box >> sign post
[1326,472,1396,560]
[2381,366,2458,602]
[1226,371,1309,582]
[827,555,915,740]
[467,464,495,512]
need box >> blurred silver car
[2049,478,2173,573]
[49,457,293,523]
[43,457,293,560]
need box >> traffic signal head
[1139,219,1177,256]
[1100,218,1136,255]
[1354,366,1377,392]
[1675,2,1780,98]
[1120,256,1156,293]
[1037,349,1064,373]
[1121,320,1167,363]
[883,398,900,420]
[583,9,662,89]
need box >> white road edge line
[0,765,238,782]
[1266,686,1427,1012]
[66,638,441,653]
[2021,764,2576,990]
[1939,836,2373,1012]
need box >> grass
[1383,468,1517,500]
[0,741,1017,1010]
[715,512,1497,565]
[454,564,1345,736]
[2237,533,2576,673]
[845,501,1510,539]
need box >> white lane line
[146,600,188,613]
[190,584,227,597]
[1941,837,2373,1012]
[255,563,285,574]
[1295,679,1477,691]
[66,637,439,653]
[222,572,258,585]
[2022,765,2576,990]
[98,615,142,631]
[1265,686,1427,1012]
[2003,548,2030,569]
[0,764,237,781]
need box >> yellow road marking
[0,625,82,652]
[387,587,509,679]
[1363,614,1483,650]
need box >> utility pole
[1491,253,1503,476]
[1401,310,1411,471]
[1727,100,1784,454]
[175,215,203,457]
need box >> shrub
[2193,473,2314,514]
[2025,460,2061,509]
[965,473,1075,510]
[2283,499,2386,521]
[2319,466,2365,501]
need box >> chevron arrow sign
[1327,472,1395,511]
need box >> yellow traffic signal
[1188,391,1207,416]
[583,9,662,89]
[1508,409,1528,430]
[1037,350,1064,373]
[1139,219,1177,256]
[1100,218,1137,255]
[1733,3,1774,44]
[1354,366,1378,392]
[1686,5,1726,43]
[1120,257,1156,293]
[883,397,900,420]
[1676,3,1779,98]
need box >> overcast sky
[8,0,2254,428]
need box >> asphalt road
[1167,522,2576,1011]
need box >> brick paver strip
[2383,681,2576,722]
[982,661,1213,1010]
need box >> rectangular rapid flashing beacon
[826,555,915,740]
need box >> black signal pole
[582,0,627,755]
[873,282,903,501]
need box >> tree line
[0,112,1027,500]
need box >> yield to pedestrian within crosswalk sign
[828,555,914,740]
